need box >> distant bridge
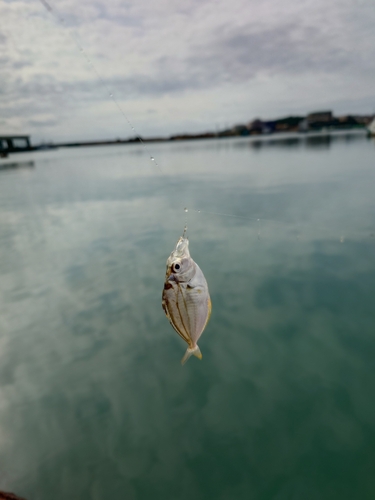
[0,135,32,157]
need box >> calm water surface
[0,133,374,499]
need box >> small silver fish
[162,235,211,364]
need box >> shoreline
[0,127,370,160]
[33,126,371,152]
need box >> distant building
[353,115,374,126]
[273,116,304,132]
[299,119,309,132]
[248,116,305,134]
[247,119,264,134]
[305,111,334,131]
[231,124,249,136]
[261,122,275,134]
[0,135,32,156]
[336,115,359,127]
[368,117,375,136]
[306,111,333,124]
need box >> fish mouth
[166,268,175,278]
[172,236,190,259]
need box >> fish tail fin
[181,345,202,365]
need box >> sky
[0,0,374,143]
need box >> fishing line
[38,0,203,238]
[183,208,189,237]
[38,0,162,173]
[187,207,352,242]
[36,0,351,242]
[39,0,209,235]
[189,208,261,222]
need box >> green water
[0,133,374,500]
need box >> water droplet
[109,93,113,98]
[198,210,201,213]
[150,156,155,161]
[80,48,83,52]
[131,127,135,131]
[184,208,188,213]
[340,236,345,243]
[257,218,260,222]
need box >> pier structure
[0,135,32,157]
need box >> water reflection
[0,160,35,171]
[233,131,368,151]
[0,137,374,500]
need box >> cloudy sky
[1,0,374,143]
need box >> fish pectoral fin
[186,283,203,291]
[181,345,202,365]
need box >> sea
[0,131,374,500]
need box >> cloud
[0,0,374,141]
[27,117,60,127]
